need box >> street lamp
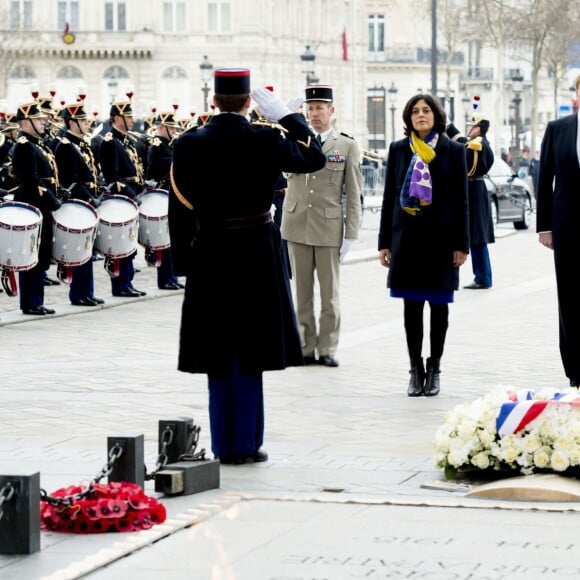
[462,95,470,131]
[300,45,318,85]
[199,55,213,112]
[388,81,398,143]
[510,68,524,171]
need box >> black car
[484,158,533,230]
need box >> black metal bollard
[107,435,145,488]
[0,473,41,554]
[158,417,195,464]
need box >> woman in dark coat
[168,69,325,464]
[378,94,469,397]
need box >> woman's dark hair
[401,94,447,137]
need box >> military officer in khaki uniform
[282,84,362,367]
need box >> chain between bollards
[0,482,15,522]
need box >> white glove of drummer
[339,238,355,263]
[251,88,292,122]
[286,97,304,113]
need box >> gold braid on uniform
[169,163,193,211]
[466,137,483,177]
[296,135,312,149]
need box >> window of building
[10,1,33,30]
[163,1,185,32]
[105,1,126,31]
[208,1,231,33]
[56,65,83,79]
[9,64,36,79]
[57,1,79,30]
[162,66,187,80]
[368,14,385,54]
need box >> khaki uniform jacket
[282,130,362,247]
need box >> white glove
[339,238,356,263]
[270,203,277,218]
[251,88,292,122]
[286,97,304,113]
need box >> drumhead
[98,196,138,224]
[140,190,168,219]
[0,201,42,228]
[53,200,98,230]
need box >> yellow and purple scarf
[400,131,438,216]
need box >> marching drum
[0,200,42,271]
[52,199,99,267]
[138,189,170,250]
[94,195,139,258]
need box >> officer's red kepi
[214,68,251,95]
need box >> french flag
[496,390,580,436]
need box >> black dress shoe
[71,298,98,307]
[303,355,318,365]
[112,288,142,297]
[88,296,105,305]
[218,449,269,465]
[159,282,182,290]
[23,305,55,315]
[43,276,61,286]
[130,287,147,296]
[463,282,491,289]
[318,355,339,367]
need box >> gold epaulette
[17,135,28,144]
[151,137,161,147]
[466,137,483,152]
[103,132,113,142]
[252,119,288,133]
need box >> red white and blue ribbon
[496,390,580,436]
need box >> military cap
[60,103,89,121]
[467,114,490,132]
[305,84,333,102]
[0,112,19,131]
[156,111,180,127]
[214,68,251,95]
[37,96,55,115]
[16,102,45,121]
[109,101,134,117]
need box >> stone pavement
[2,212,579,580]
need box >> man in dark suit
[168,68,325,464]
[536,74,580,388]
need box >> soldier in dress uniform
[146,111,183,290]
[168,68,325,464]
[11,102,61,315]
[54,103,105,306]
[282,84,362,367]
[446,112,495,289]
[98,100,146,297]
[0,113,20,197]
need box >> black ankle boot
[424,357,441,396]
[407,357,425,397]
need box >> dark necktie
[316,134,322,145]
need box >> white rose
[550,450,570,472]
[533,447,551,469]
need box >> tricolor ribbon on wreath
[496,389,580,436]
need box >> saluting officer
[98,100,146,297]
[146,111,183,290]
[282,84,362,367]
[54,102,105,307]
[11,102,60,315]
[168,68,325,464]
